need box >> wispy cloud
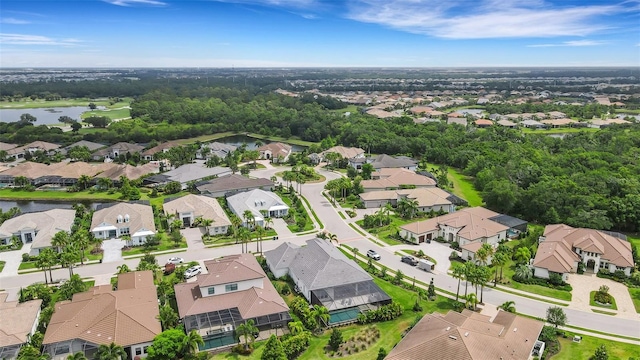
[0,33,83,46]
[211,0,316,7]
[103,0,167,6]
[1,18,31,25]
[528,40,607,47]
[347,0,633,39]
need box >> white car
[184,265,203,279]
[166,257,184,265]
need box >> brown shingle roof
[43,271,161,348]
[387,310,543,360]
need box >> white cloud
[347,0,631,39]
[212,0,316,7]
[528,40,607,47]
[103,0,167,6]
[0,33,83,46]
[1,18,31,25]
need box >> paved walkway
[566,273,639,320]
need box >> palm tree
[352,247,359,260]
[52,231,71,252]
[200,218,213,234]
[97,177,112,190]
[329,233,338,245]
[59,246,79,278]
[37,248,57,284]
[463,261,475,301]
[95,342,126,360]
[157,280,174,306]
[236,319,258,351]
[466,293,478,311]
[492,251,508,285]
[264,217,274,230]
[451,262,465,302]
[77,175,92,191]
[243,210,254,229]
[288,321,304,335]
[116,264,130,274]
[181,329,204,356]
[67,352,88,360]
[238,227,251,254]
[229,214,242,244]
[475,243,494,266]
[312,305,330,333]
[497,301,516,313]
[514,264,532,280]
[255,225,266,254]
[73,229,90,265]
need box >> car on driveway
[366,250,381,260]
[401,255,418,266]
[166,257,184,264]
[184,265,203,279]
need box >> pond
[216,134,307,152]
[0,200,107,213]
[0,106,105,125]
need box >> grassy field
[521,127,600,135]
[628,288,640,313]
[81,107,131,120]
[329,105,358,114]
[245,133,317,147]
[0,98,131,109]
[0,189,122,201]
[589,291,618,310]
[447,167,483,207]
[553,331,640,360]
[175,132,237,145]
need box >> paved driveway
[566,273,639,320]
[0,243,31,277]
[182,227,205,250]
[101,239,125,263]
[270,218,293,238]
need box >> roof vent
[513,328,518,332]
[464,332,469,337]
[448,335,457,340]
[75,324,78,327]
[446,326,450,331]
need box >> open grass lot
[245,133,316,148]
[329,104,358,114]
[447,167,483,207]
[175,131,237,145]
[81,107,131,120]
[589,291,618,310]
[628,288,640,313]
[553,331,640,360]
[0,97,131,109]
[0,189,122,201]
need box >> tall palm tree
[181,329,204,356]
[73,229,90,265]
[288,321,304,335]
[37,248,57,284]
[229,214,242,244]
[67,352,88,360]
[492,252,508,285]
[463,262,476,301]
[200,218,213,234]
[238,227,251,254]
[255,225,266,254]
[264,217,274,230]
[475,243,494,266]
[312,305,330,332]
[52,231,71,252]
[497,301,516,313]
[59,246,79,278]
[95,342,126,360]
[236,320,258,350]
[243,210,254,229]
[451,262,465,302]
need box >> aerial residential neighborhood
[1,66,639,360]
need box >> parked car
[401,255,418,266]
[184,265,203,279]
[366,250,381,260]
[166,257,184,264]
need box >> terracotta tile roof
[43,271,161,348]
[0,161,51,178]
[0,142,17,151]
[532,240,580,273]
[387,310,543,360]
[95,162,158,181]
[173,254,289,319]
[320,146,364,160]
[141,141,180,156]
[400,207,507,241]
[7,141,60,155]
[474,119,494,126]
[163,194,231,228]
[257,142,291,159]
[0,293,42,347]
[359,188,452,208]
[363,168,436,190]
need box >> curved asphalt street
[1,163,638,339]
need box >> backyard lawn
[420,161,482,207]
[355,214,434,246]
[553,331,640,360]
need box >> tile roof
[196,174,274,194]
[400,207,508,241]
[363,168,436,190]
[141,141,181,156]
[0,293,42,348]
[7,141,61,155]
[64,140,106,152]
[90,202,156,237]
[226,189,288,221]
[43,271,161,348]
[320,146,364,160]
[258,142,292,159]
[0,209,75,249]
[157,164,231,184]
[369,154,417,169]
[163,194,231,228]
[0,142,17,151]
[174,254,289,319]
[386,310,543,360]
[95,162,158,181]
[359,188,452,208]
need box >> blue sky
[1,0,639,67]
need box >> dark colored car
[401,255,419,266]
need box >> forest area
[1,83,639,233]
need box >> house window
[143,346,149,353]
[135,348,142,356]
[54,344,70,355]
[225,284,238,292]
[208,287,215,295]
[120,228,130,235]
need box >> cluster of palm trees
[230,211,269,254]
[324,177,354,203]
[37,223,97,285]
[362,203,393,228]
[396,198,420,219]
[451,243,505,311]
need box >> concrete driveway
[0,243,31,277]
[566,273,639,320]
[182,227,205,250]
[101,239,125,263]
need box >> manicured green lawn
[447,167,483,207]
[355,214,434,246]
[589,291,618,310]
[245,133,317,147]
[0,189,122,201]
[0,98,131,109]
[277,191,314,232]
[81,107,131,120]
[329,105,358,114]
[554,331,640,360]
[0,261,5,273]
[18,262,38,270]
[628,288,640,313]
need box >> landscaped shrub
[356,302,403,324]
[328,328,343,351]
[512,275,572,292]
[594,285,612,304]
[282,331,311,360]
[450,241,460,251]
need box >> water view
[0,200,107,213]
[0,106,105,125]
[216,134,307,152]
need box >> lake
[0,200,107,213]
[0,106,105,125]
[216,134,307,152]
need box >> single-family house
[174,254,291,351]
[93,163,159,182]
[90,203,156,246]
[0,142,17,152]
[520,119,546,129]
[361,168,436,192]
[319,146,365,163]
[399,207,509,261]
[91,142,144,161]
[141,141,181,161]
[0,209,75,255]
[541,118,577,128]
[447,117,467,126]
[474,119,494,128]
[197,142,237,160]
[196,174,274,198]
[359,187,455,213]
[496,119,517,128]
[386,310,544,360]
[6,141,61,160]
[42,271,161,360]
[533,224,634,281]
[163,194,231,235]
[0,294,42,360]
[257,142,292,163]
[368,154,417,171]
[144,164,231,190]
[61,140,106,157]
[226,189,289,228]
[265,238,391,323]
